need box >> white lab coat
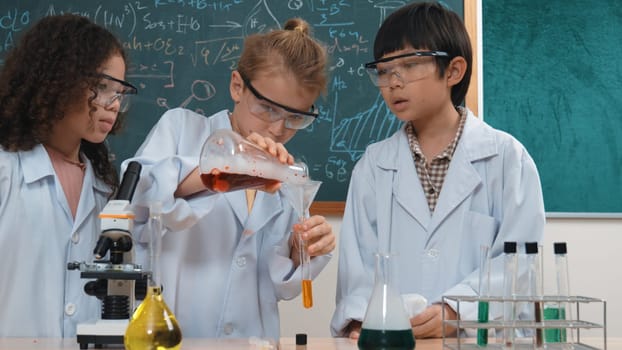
[122,108,331,340]
[330,110,545,335]
[0,145,109,337]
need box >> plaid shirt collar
[407,106,467,162]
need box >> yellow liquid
[302,279,313,308]
[124,286,182,350]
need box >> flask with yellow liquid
[124,202,182,350]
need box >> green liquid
[543,307,567,343]
[477,301,489,346]
[358,328,415,350]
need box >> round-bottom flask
[358,253,415,350]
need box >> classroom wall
[279,216,621,339]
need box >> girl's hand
[292,215,336,257]
[246,132,293,193]
[246,132,293,164]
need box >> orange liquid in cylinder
[200,172,280,192]
[302,279,313,308]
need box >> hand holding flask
[199,129,308,193]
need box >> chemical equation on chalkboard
[0,0,411,195]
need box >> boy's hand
[410,304,457,338]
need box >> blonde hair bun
[283,18,311,36]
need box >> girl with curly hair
[0,14,137,337]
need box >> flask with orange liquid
[199,129,308,192]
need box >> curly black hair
[0,14,128,194]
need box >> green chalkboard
[483,1,622,216]
[0,0,466,212]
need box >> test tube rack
[441,295,607,350]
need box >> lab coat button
[236,256,246,267]
[223,323,234,335]
[427,248,440,258]
[65,303,76,316]
[71,232,79,243]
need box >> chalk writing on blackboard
[0,0,465,204]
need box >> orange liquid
[302,279,313,308]
[200,172,280,192]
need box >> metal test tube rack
[441,295,607,350]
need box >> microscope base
[76,319,128,349]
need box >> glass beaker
[125,202,182,350]
[358,253,415,350]
[199,129,308,192]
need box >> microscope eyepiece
[116,161,142,201]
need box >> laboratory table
[0,338,617,350]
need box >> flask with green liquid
[358,253,415,350]
[124,202,182,350]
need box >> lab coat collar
[73,159,111,233]
[20,144,56,184]
[224,190,283,234]
[20,144,112,231]
[379,109,498,233]
[20,144,111,193]
[428,111,497,233]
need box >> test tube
[554,242,574,346]
[502,241,518,350]
[477,245,491,346]
[525,242,543,349]
[282,179,320,310]
[299,233,313,308]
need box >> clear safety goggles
[364,50,449,87]
[241,74,318,130]
[93,74,138,113]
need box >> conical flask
[358,253,415,350]
[125,202,182,350]
[199,129,308,192]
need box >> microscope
[68,161,149,349]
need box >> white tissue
[402,293,428,318]
[248,336,274,350]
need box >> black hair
[373,2,472,106]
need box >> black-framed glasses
[240,73,319,130]
[364,51,450,87]
[93,73,138,113]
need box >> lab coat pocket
[464,210,499,243]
